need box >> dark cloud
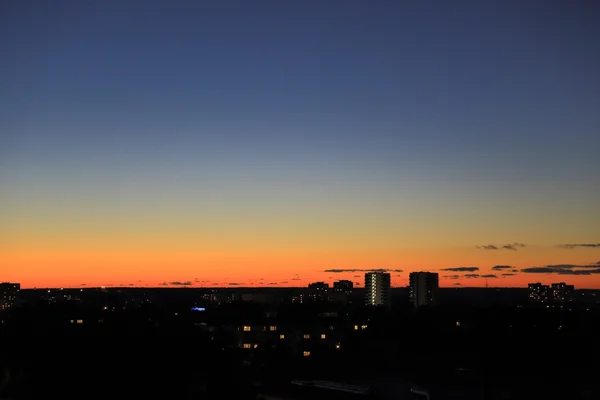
[454,283,461,286]
[291,277,301,281]
[443,275,460,279]
[228,282,241,286]
[268,282,277,285]
[159,282,168,286]
[138,280,142,283]
[481,274,498,278]
[503,243,526,251]
[511,269,518,272]
[354,275,361,278]
[492,265,514,270]
[129,283,134,286]
[169,281,192,286]
[477,243,526,251]
[324,268,402,273]
[561,269,600,275]
[558,243,600,249]
[502,273,517,276]
[464,274,479,278]
[280,281,289,284]
[80,284,86,286]
[259,278,264,281]
[521,267,559,274]
[524,268,600,276]
[521,262,600,275]
[441,267,479,272]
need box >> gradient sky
[1,0,599,289]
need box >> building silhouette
[307,282,329,302]
[409,272,439,308]
[333,280,353,296]
[0,282,20,310]
[364,272,390,306]
[529,282,574,303]
[551,283,574,303]
[528,283,549,303]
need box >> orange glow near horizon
[3,240,599,289]
[3,186,599,289]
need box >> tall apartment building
[0,282,20,310]
[551,283,574,303]
[409,272,439,308]
[307,282,329,302]
[333,280,353,295]
[365,272,391,306]
[528,283,549,302]
[529,282,574,303]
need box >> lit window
[243,326,251,331]
[70,320,75,324]
[335,343,341,349]
[361,325,368,330]
[354,325,359,331]
[243,343,251,349]
[321,334,326,339]
[456,321,461,327]
[303,351,310,357]
[280,334,285,339]
[253,344,258,348]
[303,334,310,339]
[270,325,277,331]
[76,319,83,324]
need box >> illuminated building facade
[365,272,390,306]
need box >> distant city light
[191,307,205,312]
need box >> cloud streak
[169,281,192,286]
[324,268,403,273]
[492,265,514,270]
[477,243,526,251]
[521,262,600,275]
[557,243,600,249]
[503,243,526,251]
[441,267,479,272]
[443,275,460,279]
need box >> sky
[1,0,599,289]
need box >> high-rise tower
[365,272,391,306]
[409,272,439,308]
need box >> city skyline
[2,1,599,289]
